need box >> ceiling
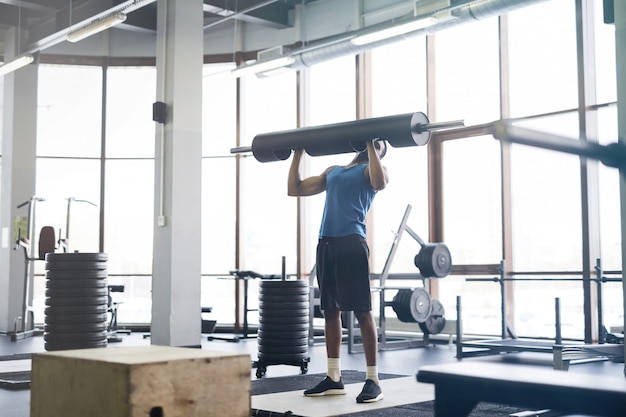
[0,0,321,62]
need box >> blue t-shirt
[319,164,377,238]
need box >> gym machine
[457,259,624,369]
[11,196,54,341]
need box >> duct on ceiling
[290,0,548,70]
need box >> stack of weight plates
[44,253,109,351]
[256,279,309,376]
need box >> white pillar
[151,0,204,347]
[0,28,38,334]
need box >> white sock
[366,365,379,385]
[327,357,341,382]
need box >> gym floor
[1,330,624,417]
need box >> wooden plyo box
[31,345,251,417]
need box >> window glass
[434,18,501,125]
[597,106,621,271]
[37,65,103,157]
[594,0,617,104]
[511,114,582,270]
[201,158,236,273]
[508,0,578,117]
[103,159,154,324]
[239,71,298,274]
[104,159,154,274]
[443,136,502,265]
[203,64,237,156]
[106,67,156,158]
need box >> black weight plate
[45,313,108,325]
[392,289,415,322]
[45,339,107,351]
[45,296,108,307]
[257,336,309,347]
[45,305,108,315]
[259,315,308,325]
[45,287,108,298]
[46,278,107,289]
[45,261,107,271]
[257,329,309,340]
[259,288,309,298]
[45,322,108,333]
[415,243,452,278]
[259,308,310,317]
[410,287,432,323]
[46,252,108,262]
[46,270,108,280]
[258,293,309,304]
[258,344,308,355]
[419,299,446,334]
[259,301,310,310]
[258,322,309,332]
[44,330,108,343]
[260,279,308,288]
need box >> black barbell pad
[251,112,431,162]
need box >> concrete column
[151,0,203,347]
[614,0,626,376]
[0,28,39,334]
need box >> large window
[201,64,238,324]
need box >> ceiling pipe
[285,0,549,71]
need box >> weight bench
[416,361,626,417]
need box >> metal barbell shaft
[230,146,253,154]
[414,120,465,133]
[493,122,626,169]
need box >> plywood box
[31,345,251,417]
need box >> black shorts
[316,234,372,312]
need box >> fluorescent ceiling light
[67,12,127,43]
[231,56,295,78]
[351,16,438,46]
[0,55,35,77]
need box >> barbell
[493,122,626,170]
[231,112,464,162]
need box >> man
[287,139,388,403]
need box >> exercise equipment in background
[11,196,54,342]
[231,112,464,162]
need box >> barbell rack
[457,259,624,369]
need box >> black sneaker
[356,379,384,403]
[303,376,346,396]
